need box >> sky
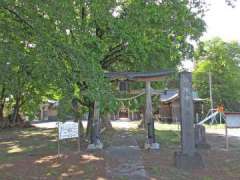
[202,0,240,42]
[182,0,240,71]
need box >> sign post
[57,121,80,156]
[77,120,81,152]
[225,112,240,150]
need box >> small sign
[58,121,79,140]
[224,112,240,150]
[225,112,240,128]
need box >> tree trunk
[101,113,113,130]
[74,117,84,137]
[0,86,5,121]
[138,113,145,128]
[0,104,4,121]
[11,97,21,125]
[138,106,145,128]
[86,102,94,138]
[0,104,5,128]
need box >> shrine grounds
[1,121,240,180]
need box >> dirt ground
[140,132,240,180]
[0,123,240,180]
[131,124,240,180]
[0,128,106,180]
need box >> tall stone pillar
[180,72,195,155]
[175,71,204,169]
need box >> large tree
[193,38,240,111]
[0,0,206,128]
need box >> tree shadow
[141,129,240,180]
[0,127,106,179]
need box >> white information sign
[58,121,79,140]
[225,113,240,128]
[225,112,240,150]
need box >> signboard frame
[57,120,80,156]
[224,112,240,150]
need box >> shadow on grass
[0,127,106,179]
[0,128,58,160]
[143,129,240,180]
[2,125,240,179]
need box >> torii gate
[106,70,174,148]
[88,70,204,169]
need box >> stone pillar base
[174,151,204,170]
[196,142,211,149]
[195,125,211,149]
[87,141,103,150]
[144,142,160,150]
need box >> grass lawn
[0,127,106,180]
[1,123,240,180]
[129,122,240,180]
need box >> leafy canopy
[193,38,240,111]
[0,0,206,119]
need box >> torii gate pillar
[144,81,160,150]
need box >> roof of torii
[105,69,175,82]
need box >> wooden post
[220,113,222,124]
[225,125,229,150]
[209,71,214,123]
[196,113,199,124]
[57,122,60,157]
[40,104,44,121]
[78,119,81,152]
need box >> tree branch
[2,6,33,29]
[0,86,5,103]
[100,42,128,68]
[101,53,124,69]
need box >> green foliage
[0,0,206,119]
[57,96,74,121]
[193,38,240,111]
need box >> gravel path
[104,131,149,180]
